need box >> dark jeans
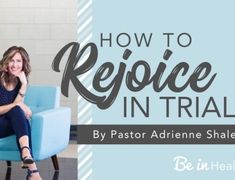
[0,105,32,153]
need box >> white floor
[58,143,78,159]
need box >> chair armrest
[31,107,71,160]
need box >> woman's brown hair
[0,46,31,85]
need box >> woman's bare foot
[27,163,42,180]
[21,147,34,169]
[21,146,31,159]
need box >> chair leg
[52,171,59,180]
[6,161,11,167]
[5,167,11,180]
[51,155,59,171]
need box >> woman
[0,46,42,180]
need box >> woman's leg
[5,106,31,151]
[5,106,42,179]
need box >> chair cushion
[30,106,50,114]
[0,135,18,150]
[24,86,60,109]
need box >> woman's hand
[15,102,32,119]
[15,71,27,86]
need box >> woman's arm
[0,102,17,115]
[14,71,27,103]
[14,72,32,119]
[0,101,32,119]
[14,83,27,103]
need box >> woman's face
[7,52,23,76]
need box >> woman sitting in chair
[0,46,42,180]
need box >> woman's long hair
[0,46,31,85]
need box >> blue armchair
[0,85,71,170]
